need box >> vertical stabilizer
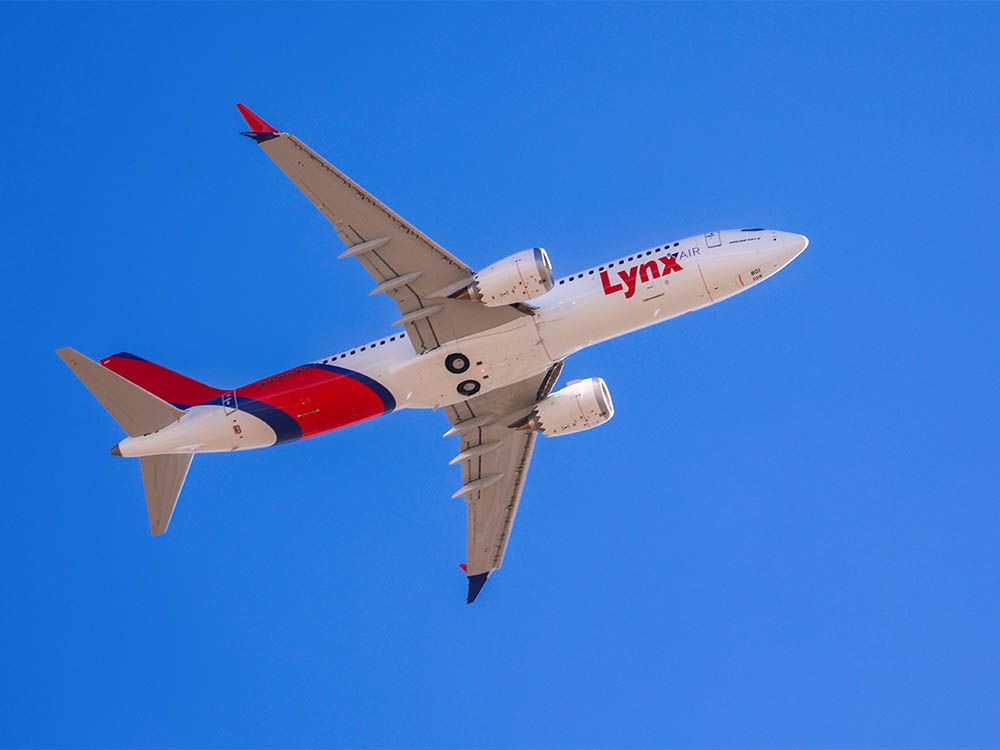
[140,454,194,535]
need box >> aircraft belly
[118,405,276,456]
[387,317,555,408]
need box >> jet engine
[517,377,614,437]
[460,248,554,306]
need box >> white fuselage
[341,228,808,408]
[115,228,807,457]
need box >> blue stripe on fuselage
[309,363,396,414]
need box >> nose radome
[774,231,808,265]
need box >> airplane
[58,103,808,604]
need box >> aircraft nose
[772,231,809,267]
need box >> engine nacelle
[520,377,614,437]
[466,248,554,306]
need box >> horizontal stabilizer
[57,348,183,437]
[140,453,193,536]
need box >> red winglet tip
[458,563,468,573]
[236,102,278,133]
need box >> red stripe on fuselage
[240,365,388,438]
[102,354,389,441]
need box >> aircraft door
[705,231,722,248]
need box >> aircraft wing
[444,362,563,603]
[237,104,526,352]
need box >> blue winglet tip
[241,130,279,143]
[467,572,489,604]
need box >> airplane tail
[139,453,193,535]
[56,347,194,535]
[97,351,224,407]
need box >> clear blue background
[2,3,997,747]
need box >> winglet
[467,572,489,604]
[236,103,280,142]
[458,563,468,572]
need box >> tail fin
[140,454,193,535]
[57,347,192,536]
[57,348,183,436]
[99,352,223,408]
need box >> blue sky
[2,2,998,747]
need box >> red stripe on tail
[101,353,223,407]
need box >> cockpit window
[741,228,764,231]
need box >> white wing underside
[252,132,527,351]
[445,363,562,601]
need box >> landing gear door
[705,231,722,248]
[221,391,239,416]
